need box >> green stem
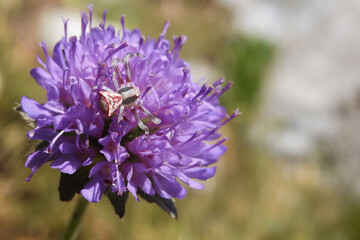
[62,197,89,240]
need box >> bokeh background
[1,0,360,239]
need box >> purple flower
[19,6,238,218]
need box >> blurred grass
[221,35,275,112]
[1,0,360,239]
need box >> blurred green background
[1,0,360,239]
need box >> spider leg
[112,57,122,89]
[117,105,125,122]
[132,109,149,135]
[120,53,144,83]
[141,84,161,107]
[101,85,116,92]
[136,103,161,125]
[120,52,144,63]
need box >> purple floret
[20,6,238,217]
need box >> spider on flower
[97,52,161,135]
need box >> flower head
[20,6,238,218]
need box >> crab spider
[98,53,161,135]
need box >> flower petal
[25,150,50,171]
[50,155,83,174]
[81,176,107,202]
[152,173,186,199]
[176,171,204,190]
[30,67,55,90]
[21,96,54,119]
[183,167,216,180]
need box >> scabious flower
[20,6,238,218]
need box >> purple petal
[125,167,138,199]
[100,149,113,162]
[127,180,138,200]
[79,78,92,102]
[89,161,108,177]
[81,176,107,202]
[134,172,154,196]
[90,28,103,42]
[44,100,66,114]
[164,151,179,164]
[99,135,112,147]
[83,156,92,166]
[176,171,204,189]
[27,128,57,141]
[21,97,54,119]
[30,67,55,90]
[53,115,72,130]
[89,123,102,138]
[151,174,171,199]
[183,167,216,180]
[110,164,126,194]
[50,155,83,174]
[25,150,50,170]
[76,119,89,134]
[52,39,66,69]
[41,41,63,83]
[196,144,227,165]
[152,173,187,199]
[59,142,76,154]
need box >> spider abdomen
[99,91,123,116]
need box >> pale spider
[98,53,161,135]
